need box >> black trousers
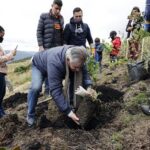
[0,73,6,107]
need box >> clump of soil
[3,93,27,108]
[0,114,20,146]
[76,97,97,129]
[96,85,124,102]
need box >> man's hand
[68,111,80,125]
[5,53,14,61]
[39,46,44,51]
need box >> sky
[0,0,145,51]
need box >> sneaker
[27,116,35,126]
[141,105,150,115]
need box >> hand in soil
[68,111,80,125]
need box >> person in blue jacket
[94,38,104,72]
[144,0,150,32]
[27,45,93,126]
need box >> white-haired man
[27,45,93,126]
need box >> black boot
[141,105,150,115]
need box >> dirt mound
[3,93,27,108]
[1,71,150,149]
[0,114,20,146]
[96,85,124,102]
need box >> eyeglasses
[74,15,82,18]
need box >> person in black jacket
[36,0,64,95]
[64,7,93,48]
[37,0,64,51]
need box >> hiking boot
[141,105,150,115]
[27,116,35,126]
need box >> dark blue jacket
[32,45,92,115]
[145,0,150,21]
[64,18,93,47]
[36,10,64,49]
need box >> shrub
[14,64,31,74]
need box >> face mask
[74,19,82,24]
[0,37,4,43]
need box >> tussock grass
[7,59,31,92]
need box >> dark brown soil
[1,65,150,149]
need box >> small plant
[103,42,113,54]
[14,64,31,74]
[86,55,99,83]
[125,92,149,109]
[111,132,124,150]
[111,132,124,142]
[121,114,134,126]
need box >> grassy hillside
[7,58,31,94]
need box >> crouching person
[27,45,93,126]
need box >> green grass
[7,59,31,89]
[14,64,31,74]
[125,92,149,109]
[111,132,124,150]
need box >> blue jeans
[27,65,45,118]
[0,73,6,117]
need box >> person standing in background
[0,25,17,117]
[109,31,121,62]
[94,37,104,72]
[63,7,93,48]
[36,0,64,95]
[125,7,143,60]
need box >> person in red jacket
[109,31,121,62]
